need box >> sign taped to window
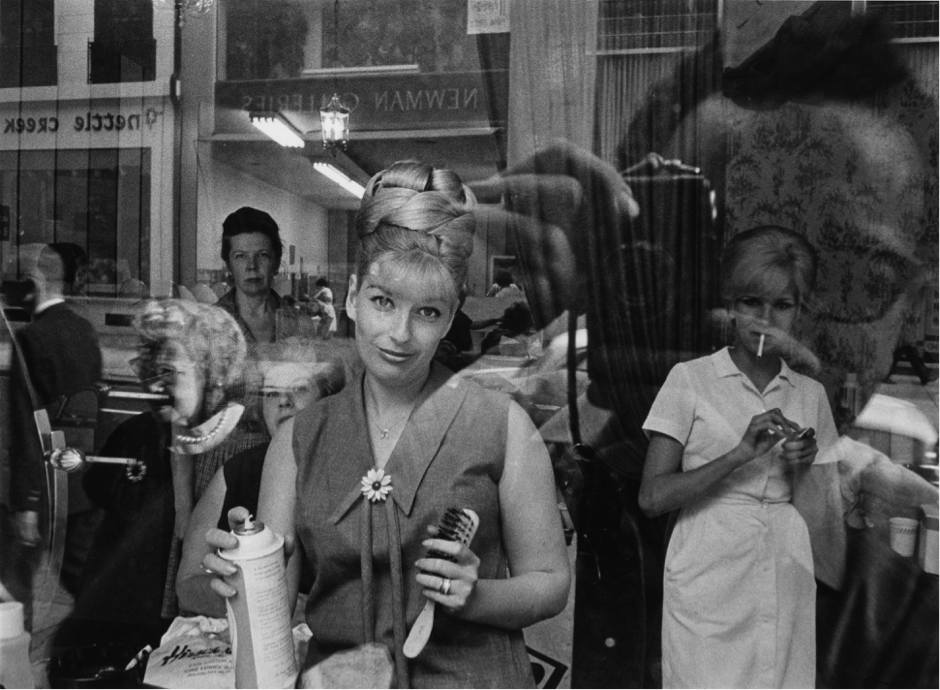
[468,0,509,35]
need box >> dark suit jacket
[10,302,102,512]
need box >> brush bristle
[427,507,479,562]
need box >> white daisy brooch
[361,468,392,503]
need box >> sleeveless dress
[292,362,534,689]
[643,348,838,688]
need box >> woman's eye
[417,307,442,319]
[371,295,392,309]
[738,297,761,308]
[775,301,796,310]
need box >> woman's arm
[256,418,301,608]
[201,420,301,608]
[639,408,798,517]
[177,467,228,617]
[416,401,570,629]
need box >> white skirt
[662,497,816,689]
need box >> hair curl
[721,226,818,307]
[354,161,476,297]
[134,299,247,416]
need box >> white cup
[889,517,918,557]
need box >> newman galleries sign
[215,71,508,132]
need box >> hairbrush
[403,507,479,659]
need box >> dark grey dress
[293,363,534,688]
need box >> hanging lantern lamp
[319,94,349,156]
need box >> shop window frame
[596,0,720,56]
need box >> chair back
[31,384,109,629]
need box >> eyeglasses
[129,355,178,387]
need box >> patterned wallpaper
[723,49,938,410]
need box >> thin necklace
[368,406,413,440]
[365,384,416,441]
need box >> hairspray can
[219,517,297,688]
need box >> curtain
[594,52,683,168]
[582,35,724,475]
[507,0,598,164]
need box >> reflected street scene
[0,1,937,688]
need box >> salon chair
[31,384,110,628]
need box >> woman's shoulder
[293,388,347,430]
[675,348,730,378]
[291,382,357,456]
[782,363,827,396]
[440,365,512,412]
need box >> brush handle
[403,598,435,659]
[402,508,480,659]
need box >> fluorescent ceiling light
[313,162,365,199]
[250,112,304,148]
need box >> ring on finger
[440,577,451,596]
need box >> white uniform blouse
[643,347,838,688]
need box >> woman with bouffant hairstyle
[70,299,248,640]
[134,300,248,426]
[205,161,569,687]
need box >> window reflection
[0,1,936,687]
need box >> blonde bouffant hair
[721,225,818,307]
[134,299,247,417]
[354,161,476,301]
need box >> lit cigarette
[757,334,765,358]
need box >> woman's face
[347,259,456,390]
[261,363,321,434]
[146,342,204,424]
[227,232,277,298]
[731,274,799,359]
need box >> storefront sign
[73,112,145,132]
[0,105,164,143]
[3,116,60,134]
[215,71,508,132]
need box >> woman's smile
[347,259,457,390]
[377,346,414,363]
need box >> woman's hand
[201,505,297,600]
[736,409,800,462]
[200,506,248,599]
[781,428,817,466]
[414,527,480,615]
[202,527,240,599]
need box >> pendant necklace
[367,401,415,441]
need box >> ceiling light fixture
[250,112,305,148]
[313,162,364,198]
[319,94,350,156]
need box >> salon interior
[0,0,937,688]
